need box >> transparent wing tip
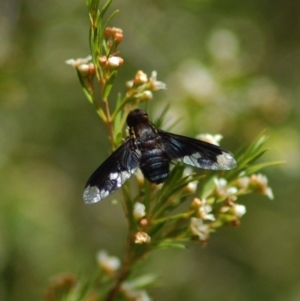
[217,152,237,170]
[83,186,109,204]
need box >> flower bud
[140,218,148,226]
[77,63,95,76]
[107,56,120,68]
[106,56,124,69]
[133,70,148,85]
[99,56,107,66]
[114,32,123,43]
[139,90,153,102]
[77,63,90,75]
[135,231,151,244]
[133,202,146,219]
[184,181,198,194]
[126,80,134,90]
[191,198,202,208]
[104,27,114,37]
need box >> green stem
[103,98,115,149]
[111,95,132,120]
[152,211,193,225]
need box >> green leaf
[103,70,118,99]
[113,105,124,146]
[96,108,107,122]
[95,12,103,51]
[235,130,267,158]
[111,96,134,121]
[154,165,185,201]
[75,69,94,104]
[200,176,217,199]
[87,0,101,13]
[73,280,91,301]
[153,105,170,128]
[104,10,120,31]
[245,161,285,175]
[238,148,269,168]
[100,0,113,18]
[226,131,274,180]
[125,274,158,289]
[153,104,184,132]
[156,241,187,249]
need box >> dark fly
[83,109,237,204]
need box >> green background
[1,0,300,300]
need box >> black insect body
[83,109,237,204]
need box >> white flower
[149,71,166,90]
[221,202,246,219]
[249,174,274,200]
[65,55,92,67]
[133,202,146,219]
[107,56,123,68]
[190,217,210,241]
[134,70,148,85]
[196,133,223,146]
[199,204,215,221]
[214,177,238,197]
[192,198,215,221]
[236,176,250,189]
[96,250,120,275]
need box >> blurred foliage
[1,0,300,301]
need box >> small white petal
[265,187,274,200]
[65,58,76,65]
[65,55,92,67]
[150,70,166,90]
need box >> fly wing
[83,138,141,204]
[158,130,237,170]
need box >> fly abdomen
[140,148,169,184]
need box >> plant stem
[105,233,148,301]
[105,263,131,301]
[103,97,115,149]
